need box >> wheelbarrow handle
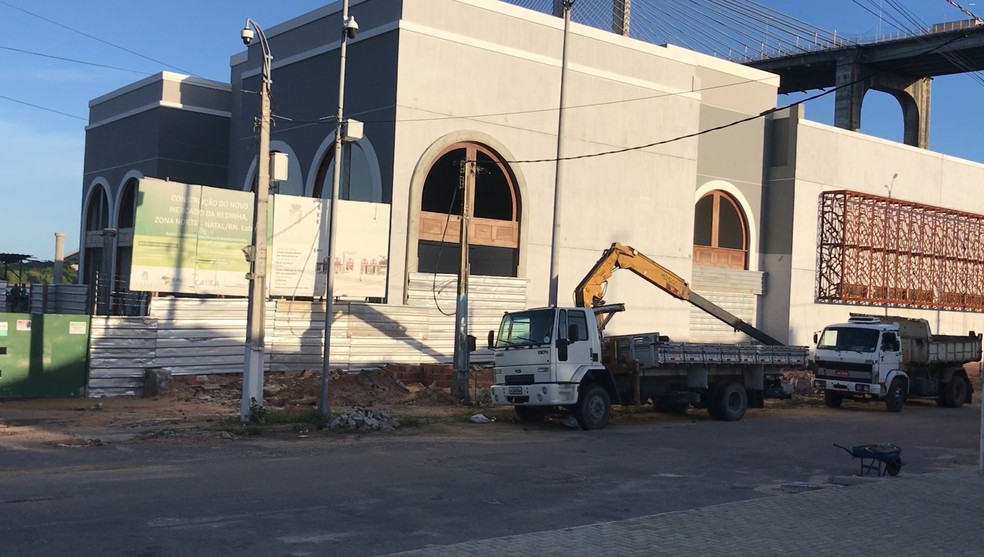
[833,443,854,455]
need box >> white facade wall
[782,117,984,345]
[392,0,776,338]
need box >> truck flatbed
[611,334,809,369]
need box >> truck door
[556,310,594,379]
[877,331,901,382]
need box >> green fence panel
[0,313,89,398]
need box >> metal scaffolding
[817,190,984,311]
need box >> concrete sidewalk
[384,467,984,557]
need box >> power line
[0,0,196,76]
[498,89,828,165]
[0,93,86,120]
[269,75,780,129]
[0,45,153,75]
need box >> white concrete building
[80,0,984,357]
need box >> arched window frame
[693,189,749,270]
[415,141,521,277]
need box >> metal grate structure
[817,190,984,311]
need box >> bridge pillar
[834,55,932,149]
[612,0,631,35]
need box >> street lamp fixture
[240,18,273,422]
[320,2,359,417]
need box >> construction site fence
[87,273,527,397]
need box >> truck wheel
[574,384,611,430]
[515,405,548,423]
[712,381,747,422]
[823,390,843,409]
[942,375,969,408]
[885,378,905,412]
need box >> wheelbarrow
[834,443,903,477]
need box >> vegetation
[2,260,77,285]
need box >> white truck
[488,243,809,429]
[812,314,982,412]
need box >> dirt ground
[0,364,980,446]
[0,367,494,446]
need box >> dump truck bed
[610,333,809,370]
[925,335,982,365]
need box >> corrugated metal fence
[690,266,765,342]
[87,273,527,396]
[30,284,90,314]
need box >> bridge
[505,0,984,149]
[747,20,984,148]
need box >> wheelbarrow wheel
[886,459,902,477]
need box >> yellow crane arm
[574,242,692,308]
[573,242,783,345]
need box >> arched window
[693,190,748,270]
[117,179,138,229]
[313,141,379,202]
[83,185,111,285]
[417,143,520,277]
[115,179,139,295]
[85,185,110,233]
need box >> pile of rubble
[328,407,401,432]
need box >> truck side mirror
[487,330,495,350]
[813,332,818,344]
[467,334,477,352]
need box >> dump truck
[488,242,808,429]
[812,313,982,412]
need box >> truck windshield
[496,309,554,348]
[816,327,880,353]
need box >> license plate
[508,386,523,395]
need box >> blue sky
[1,0,982,261]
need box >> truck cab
[488,306,618,429]
[813,317,903,409]
[812,314,979,412]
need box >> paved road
[386,467,984,556]
[1,401,981,556]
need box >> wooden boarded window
[418,143,520,277]
[693,190,748,270]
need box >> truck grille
[814,360,871,372]
[504,374,535,385]
[814,360,872,381]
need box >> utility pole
[548,0,574,306]
[320,0,359,417]
[451,161,474,400]
[240,18,272,422]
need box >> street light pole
[240,18,273,422]
[320,0,358,417]
[548,0,574,306]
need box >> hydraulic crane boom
[573,242,784,346]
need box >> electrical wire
[0,45,153,75]
[0,0,197,76]
[0,93,85,120]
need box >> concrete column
[893,76,932,149]
[612,0,631,36]
[53,232,65,284]
[97,228,117,315]
[551,0,564,17]
[834,53,866,133]
[834,54,932,149]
